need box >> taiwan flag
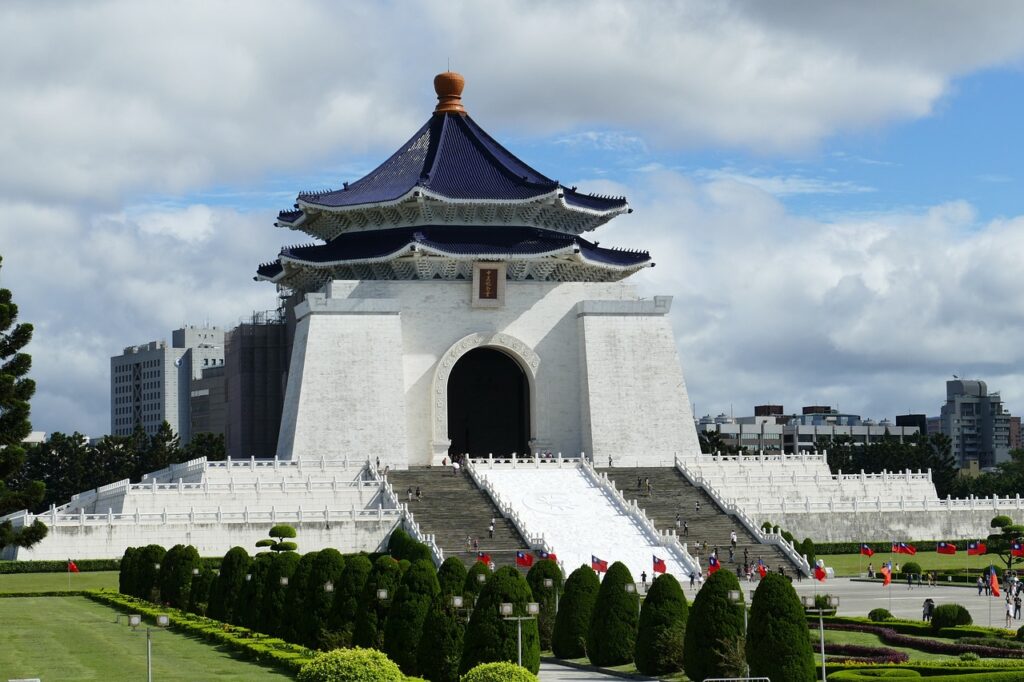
[860,544,875,557]
[67,559,80,573]
[515,551,534,568]
[967,541,987,556]
[756,558,767,578]
[708,555,721,574]
[936,542,957,555]
[892,542,917,555]
[537,550,558,563]
[1012,541,1024,558]
[989,566,1001,597]
[591,555,608,573]
[476,551,491,565]
[814,565,827,582]
[880,562,892,586]
[652,555,667,574]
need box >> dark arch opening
[447,348,530,457]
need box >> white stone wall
[772,510,1016,543]
[277,279,703,467]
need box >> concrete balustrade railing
[675,457,811,574]
[463,458,559,571]
[466,452,582,469]
[578,457,699,576]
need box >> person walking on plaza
[683,520,689,537]
[407,486,413,502]
[730,530,737,549]
[1007,597,1014,628]
[488,521,494,539]
[1015,593,1022,620]
[641,571,647,587]
[978,575,985,595]
[415,486,422,501]
[695,500,701,513]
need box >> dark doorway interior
[447,348,529,457]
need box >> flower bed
[825,622,1024,659]
[824,641,909,664]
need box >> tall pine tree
[0,256,46,553]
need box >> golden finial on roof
[433,71,466,114]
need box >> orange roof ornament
[433,71,467,115]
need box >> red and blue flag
[591,555,608,573]
[652,555,667,574]
[936,542,957,555]
[968,541,987,556]
[892,542,917,555]
[708,555,720,574]
[516,551,534,567]
[860,544,874,557]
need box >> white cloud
[694,168,875,196]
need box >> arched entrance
[447,348,530,457]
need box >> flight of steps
[603,467,800,575]
[385,467,529,568]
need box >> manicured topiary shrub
[526,559,561,651]
[328,553,373,647]
[634,573,688,675]
[931,603,973,632]
[388,528,412,559]
[869,608,895,622]
[135,544,166,601]
[463,561,491,602]
[383,559,440,674]
[257,524,298,553]
[208,546,250,624]
[187,565,216,615]
[436,557,467,596]
[261,550,301,636]
[307,548,345,649]
[552,565,600,659]
[460,661,538,682]
[901,562,922,578]
[282,551,319,644]
[159,544,200,609]
[417,593,465,682]
[587,561,639,666]
[353,555,403,649]
[460,566,540,675]
[238,553,270,631]
[746,572,815,682]
[119,547,137,596]
[682,569,745,682]
[801,538,816,567]
[297,646,403,682]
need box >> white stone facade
[276,278,702,468]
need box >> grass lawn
[819,553,1001,577]
[0,570,119,593]
[0,596,293,680]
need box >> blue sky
[1,1,1023,435]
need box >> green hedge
[297,647,404,682]
[818,614,1012,640]
[828,669,1024,681]
[87,590,315,674]
[817,541,964,555]
[461,661,537,682]
[0,559,121,573]
[0,590,90,598]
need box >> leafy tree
[138,421,181,477]
[552,565,600,659]
[682,569,745,682]
[208,546,251,624]
[91,435,136,486]
[417,592,465,682]
[587,561,639,666]
[135,544,166,602]
[464,561,492,602]
[699,429,738,455]
[307,548,345,649]
[460,566,540,675]
[634,574,688,675]
[353,555,403,649]
[526,559,562,651]
[20,432,90,510]
[188,565,216,615]
[158,543,200,609]
[281,551,319,644]
[437,556,468,596]
[986,515,1024,571]
[261,550,301,636]
[0,257,45,552]
[257,524,298,553]
[746,572,814,682]
[384,559,440,674]
[329,553,373,647]
[801,538,816,567]
[183,431,226,461]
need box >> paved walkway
[540,661,650,681]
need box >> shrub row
[826,622,1022,658]
[0,590,89,598]
[815,540,972,555]
[0,557,224,574]
[88,590,315,674]
[823,640,909,664]
[829,668,1024,681]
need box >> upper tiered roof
[258,72,651,290]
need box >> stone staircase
[385,467,529,568]
[603,467,800,575]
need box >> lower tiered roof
[256,225,652,290]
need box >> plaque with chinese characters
[472,262,506,308]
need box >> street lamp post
[126,612,169,682]
[728,589,754,678]
[802,594,839,682]
[624,582,643,616]
[543,577,559,613]
[499,602,540,666]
